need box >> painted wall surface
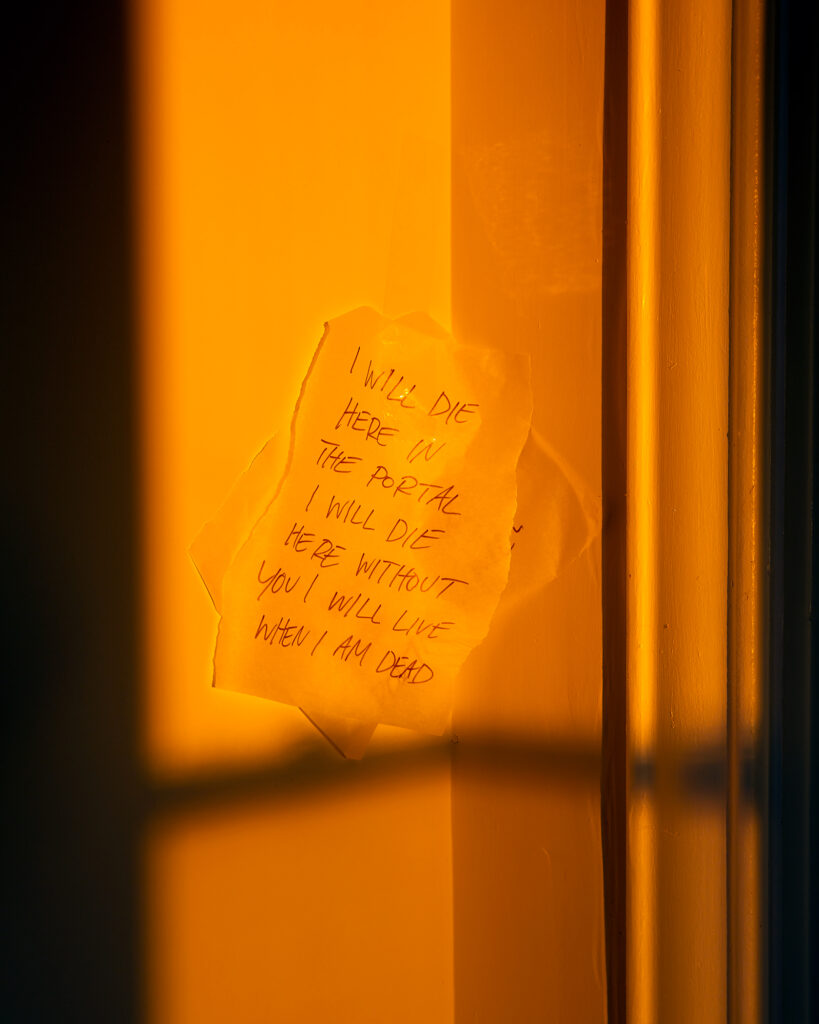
[137,1,609,1020]
[135,2,454,1021]
[136,0,451,776]
[451,0,607,1020]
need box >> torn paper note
[210,307,532,734]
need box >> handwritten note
[209,308,531,734]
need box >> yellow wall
[451,1,607,1020]
[136,1,609,1020]
[135,2,454,1020]
[135,0,451,776]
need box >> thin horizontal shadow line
[143,735,762,818]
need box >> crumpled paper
[192,307,599,757]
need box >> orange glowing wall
[135,1,454,1021]
[134,0,753,1019]
[450,1,607,1020]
